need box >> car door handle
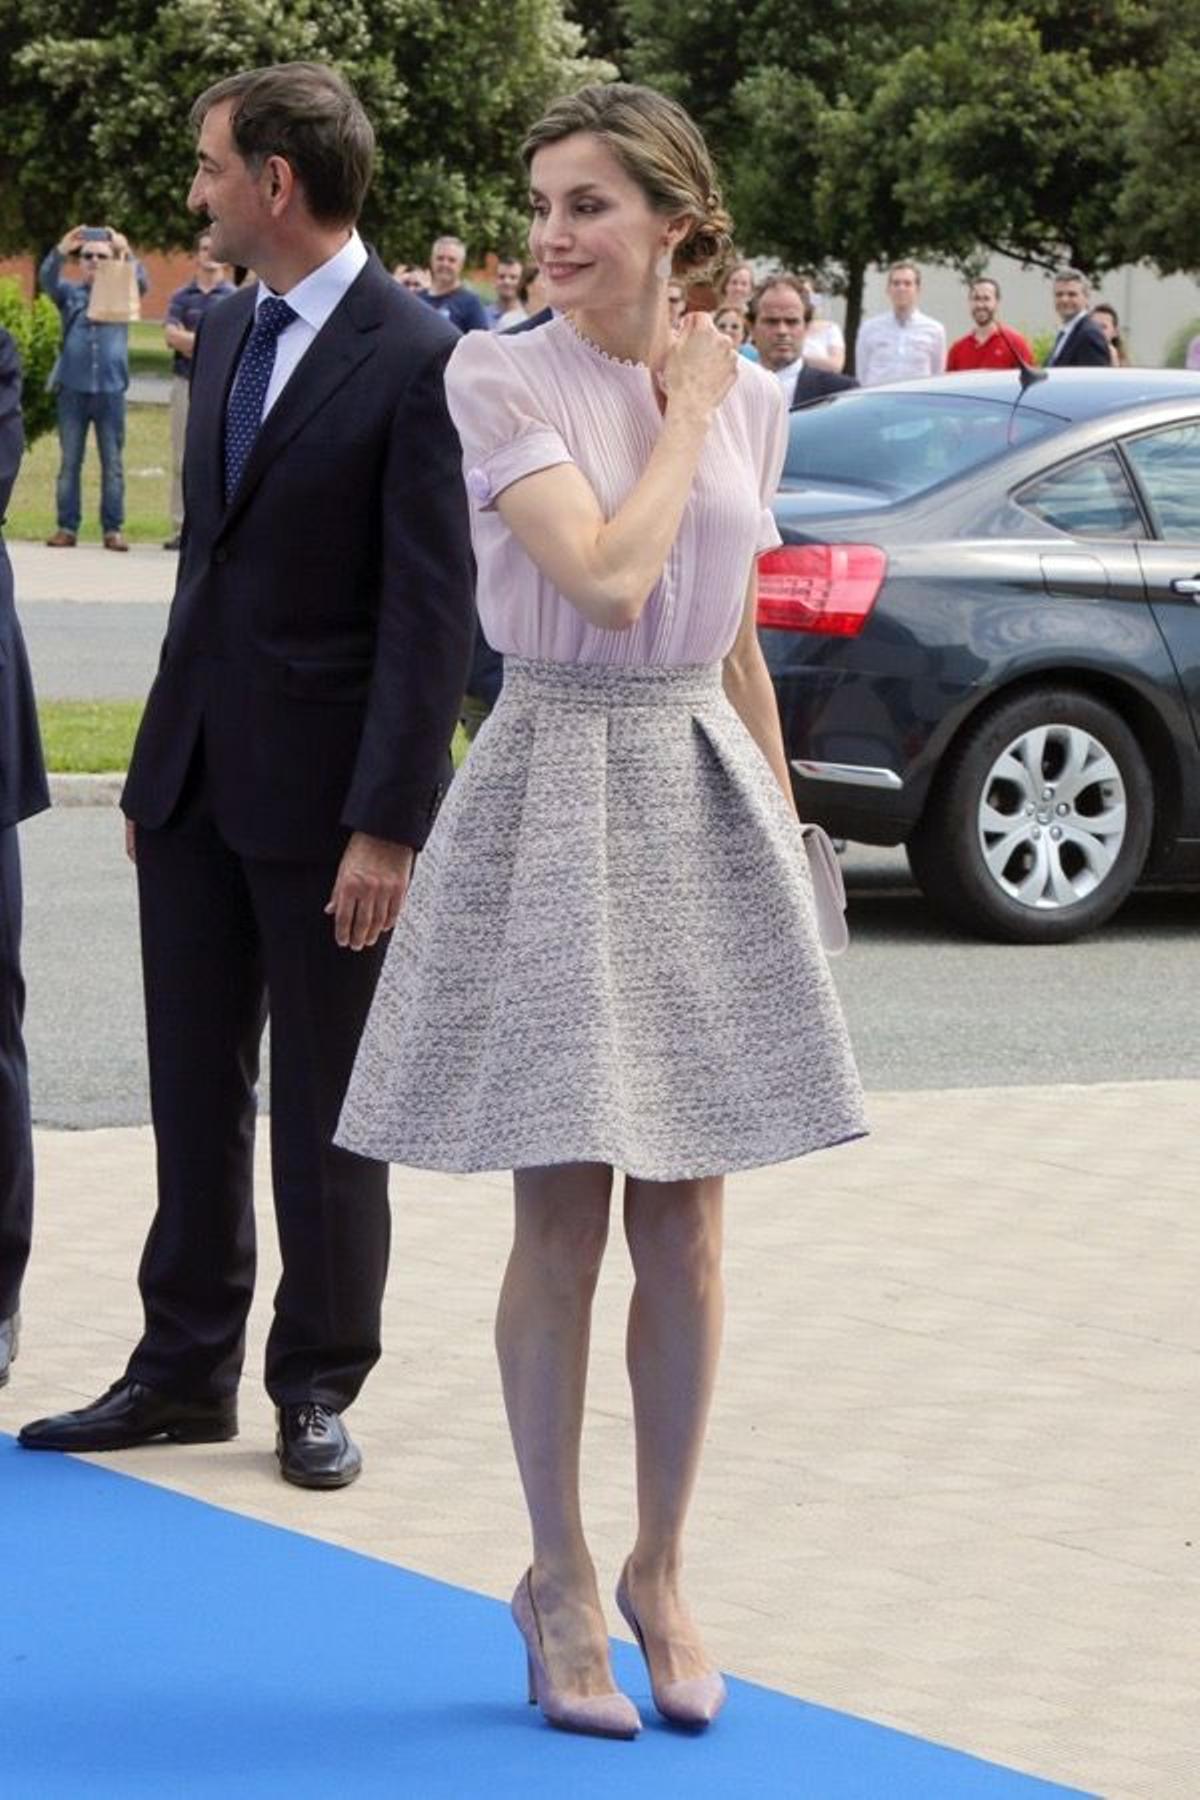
[1170,576,1200,597]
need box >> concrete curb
[49,773,124,806]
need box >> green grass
[8,402,172,543]
[39,701,143,771]
[38,702,470,776]
[128,320,174,378]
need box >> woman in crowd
[338,81,863,1741]
[796,273,846,373]
[1092,302,1129,367]
[716,257,754,314]
[713,303,747,346]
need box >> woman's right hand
[662,312,738,421]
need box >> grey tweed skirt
[336,658,866,1181]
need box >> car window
[1016,448,1143,538]
[782,392,1062,500]
[1121,422,1200,542]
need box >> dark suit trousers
[0,825,33,1317]
[126,769,390,1408]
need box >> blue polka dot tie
[223,296,297,504]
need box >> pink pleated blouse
[442,314,788,666]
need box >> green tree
[564,0,631,63]
[1120,42,1200,273]
[621,1,1181,360]
[0,0,609,261]
[624,0,956,355]
[895,3,1171,277]
[0,278,59,446]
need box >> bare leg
[495,1161,620,1698]
[622,1174,725,1682]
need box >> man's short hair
[433,235,466,254]
[749,274,812,323]
[970,276,1000,300]
[495,253,523,268]
[887,260,921,285]
[1053,267,1090,291]
[191,62,374,228]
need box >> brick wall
[0,249,194,320]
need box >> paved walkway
[4,1081,1197,1799]
[11,539,177,605]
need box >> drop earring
[655,250,673,281]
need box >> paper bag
[87,257,141,324]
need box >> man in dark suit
[0,328,51,1387]
[1045,269,1113,368]
[749,276,858,408]
[20,63,474,1484]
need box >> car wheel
[907,688,1154,943]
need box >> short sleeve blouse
[443,315,787,667]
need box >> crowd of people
[388,240,1134,398]
[33,210,1138,555]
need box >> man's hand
[108,230,131,257]
[325,832,414,950]
[58,226,86,255]
[125,818,137,864]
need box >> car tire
[906,687,1154,944]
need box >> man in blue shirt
[162,230,235,549]
[420,234,488,333]
[40,225,150,550]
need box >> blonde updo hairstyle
[521,82,733,278]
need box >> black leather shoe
[275,1402,362,1489]
[18,1378,237,1451]
[0,1312,18,1388]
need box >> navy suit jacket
[1047,315,1112,369]
[790,365,858,408]
[121,254,475,861]
[0,330,49,831]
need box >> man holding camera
[39,225,149,551]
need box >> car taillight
[756,543,886,636]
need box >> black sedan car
[759,368,1200,941]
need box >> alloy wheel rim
[976,723,1127,911]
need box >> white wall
[822,256,1200,367]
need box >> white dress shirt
[855,306,947,387]
[771,356,805,408]
[257,230,369,417]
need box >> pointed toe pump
[511,1570,641,1740]
[616,1561,727,1728]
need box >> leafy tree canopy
[0,0,610,260]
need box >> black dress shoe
[0,1312,18,1388]
[18,1378,237,1452]
[275,1402,362,1489]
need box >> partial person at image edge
[0,325,51,1390]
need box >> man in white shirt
[855,262,946,386]
[486,256,527,331]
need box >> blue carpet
[1,1438,1092,1798]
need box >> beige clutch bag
[801,824,849,957]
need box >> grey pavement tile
[4,1081,1200,1799]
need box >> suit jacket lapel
[190,288,256,521]
[218,259,385,535]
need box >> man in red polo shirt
[946,278,1034,372]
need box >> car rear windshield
[783,391,1064,501]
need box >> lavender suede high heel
[511,1570,641,1739]
[615,1561,727,1728]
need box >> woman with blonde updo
[338,82,863,1740]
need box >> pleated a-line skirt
[336,657,866,1181]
